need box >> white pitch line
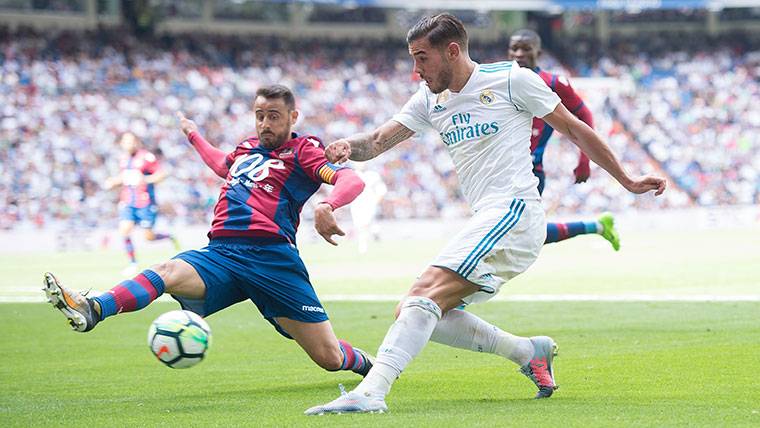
[320,294,760,302]
[4,293,760,303]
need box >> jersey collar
[450,62,479,96]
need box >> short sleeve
[391,84,431,133]
[509,66,561,118]
[297,136,348,184]
[553,75,585,113]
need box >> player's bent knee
[148,260,183,288]
[149,260,173,278]
[313,347,344,371]
[400,296,442,320]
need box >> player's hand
[573,158,591,183]
[314,203,345,246]
[325,140,351,164]
[176,111,199,137]
[624,175,667,196]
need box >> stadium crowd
[0,27,757,230]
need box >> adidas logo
[433,104,447,113]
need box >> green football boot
[598,212,620,251]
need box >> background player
[508,29,620,251]
[350,165,388,254]
[43,85,373,379]
[104,132,179,275]
[307,13,665,415]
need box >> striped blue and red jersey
[530,68,594,172]
[208,133,342,244]
[119,149,160,208]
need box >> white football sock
[430,309,534,367]
[353,296,442,399]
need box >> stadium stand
[0,25,757,230]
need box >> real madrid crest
[480,89,495,105]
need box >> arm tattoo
[347,127,415,161]
[345,132,375,161]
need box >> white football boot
[305,384,388,415]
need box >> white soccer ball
[148,310,211,369]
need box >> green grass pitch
[1,228,759,426]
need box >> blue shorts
[120,205,158,228]
[171,238,328,339]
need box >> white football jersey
[392,61,560,211]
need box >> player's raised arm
[542,103,666,196]
[176,111,229,178]
[325,120,415,163]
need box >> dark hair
[510,29,542,49]
[406,13,468,51]
[255,84,296,110]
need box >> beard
[259,130,289,149]
[427,66,453,94]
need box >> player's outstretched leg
[274,317,375,378]
[430,308,558,399]
[544,212,620,251]
[92,269,165,321]
[305,296,442,415]
[519,336,559,399]
[43,269,165,332]
[43,272,100,332]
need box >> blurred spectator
[0,27,756,231]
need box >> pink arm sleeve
[321,169,365,210]
[188,131,229,178]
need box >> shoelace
[338,384,347,397]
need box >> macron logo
[302,305,325,313]
[433,104,447,113]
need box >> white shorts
[431,198,546,305]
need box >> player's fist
[624,175,667,196]
[574,158,591,183]
[325,140,351,164]
[176,111,198,137]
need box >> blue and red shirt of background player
[530,68,594,182]
[119,149,160,209]
[209,132,343,244]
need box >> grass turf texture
[1,227,759,426]
[2,301,759,427]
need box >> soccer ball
[148,310,211,369]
